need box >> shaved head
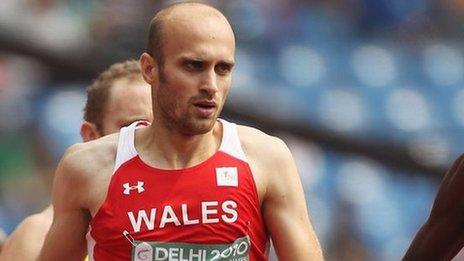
[140,1,236,135]
[146,2,234,68]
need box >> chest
[90,154,261,234]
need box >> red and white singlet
[86,119,269,261]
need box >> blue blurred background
[1,0,464,260]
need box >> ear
[140,53,158,86]
[80,121,101,142]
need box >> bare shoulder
[0,212,52,261]
[52,133,119,210]
[58,133,119,180]
[236,124,296,200]
[236,125,292,164]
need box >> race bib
[131,236,250,261]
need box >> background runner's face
[101,78,153,136]
[153,11,235,135]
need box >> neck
[136,119,222,169]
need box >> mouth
[192,100,217,117]
[193,100,217,108]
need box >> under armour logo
[123,181,145,195]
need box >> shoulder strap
[113,121,147,174]
[218,119,248,162]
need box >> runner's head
[140,2,235,135]
[81,60,152,141]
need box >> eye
[215,63,232,76]
[185,60,204,71]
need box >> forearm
[265,199,323,260]
[270,220,323,261]
[403,218,464,261]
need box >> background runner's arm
[262,138,323,261]
[403,154,464,261]
[0,213,51,261]
[38,147,89,261]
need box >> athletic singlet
[86,119,269,260]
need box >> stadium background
[1,0,463,260]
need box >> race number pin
[134,242,153,261]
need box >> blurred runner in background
[0,60,152,261]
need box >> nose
[199,68,218,96]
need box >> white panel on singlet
[113,121,145,174]
[218,119,248,162]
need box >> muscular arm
[0,209,52,261]
[263,138,323,260]
[38,145,90,261]
[403,154,464,261]
[242,127,323,261]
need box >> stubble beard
[158,98,219,136]
[156,70,220,136]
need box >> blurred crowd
[1,0,464,260]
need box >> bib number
[131,236,250,261]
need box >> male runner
[0,60,152,261]
[403,154,464,261]
[39,3,323,260]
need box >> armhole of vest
[112,122,139,174]
[218,119,248,162]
